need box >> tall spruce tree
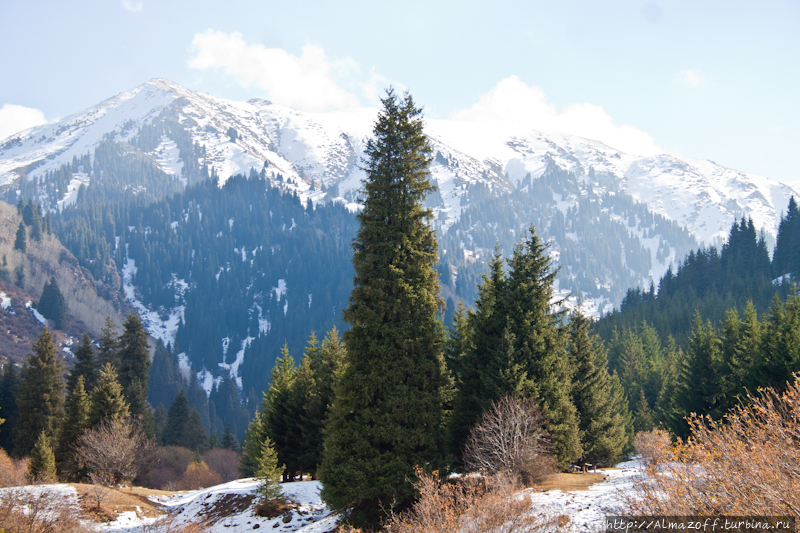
[568,310,628,466]
[68,333,98,392]
[14,327,65,456]
[57,375,91,479]
[96,317,120,369]
[38,277,66,329]
[89,363,130,426]
[263,343,298,481]
[320,89,447,528]
[505,226,582,465]
[0,364,19,452]
[14,222,26,252]
[117,312,151,417]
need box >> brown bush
[178,460,222,490]
[626,375,800,518]
[0,486,93,532]
[463,395,554,486]
[203,448,240,483]
[385,467,568,533]
[633,428,672,464]
[0,447,29,487]
[138,445,195,489]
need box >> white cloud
[121,0,143,12]
[188,31,361,113]
[0,104,48,142]
[452,76,663,156]
[676,69,705,87]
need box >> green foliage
[57,375,91,479]
[320,90,447,529]
[568,310,629,466]
[28,431,57,483]
[263,343,297,480]
[68,333,97,392]
[118,312,151,417]
[163,389,207,451]
[37,277,67,330]
[255,436,286,511]
[450,228,582,466]
[0,364,20,453]
[14,328,65,456]
[14,222,26,252]
[89,363,130,426]
[220,424,238,451]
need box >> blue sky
[1,0,798,186]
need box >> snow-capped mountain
[0,78,796,325]
[2,79,795,245]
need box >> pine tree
[14,328,65,456]
[38,277,67,329]
[255,436,286,509]
[568,310,627,466]
[163,389,206,450]
[14,222,26,252]
[68,333,98,392]
[449,251,509,456]
[221,423,238,451]
[320,89,447,528]
[57,375,91,479]
[0,364,20,453]
[89,363,130,426]
[680,314,724,423]
[264,343,297,481]
[117,312,150,417]
[504,226,582,465]
[28,430,57,483]
[96,317,120,369]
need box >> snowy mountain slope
[2,79,795,246]
[1,78,797,332]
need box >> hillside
[0,200,126,365]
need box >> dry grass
[0,486,92,532]
[527,472,607,492]
[384,468,569,533]
[69,482,180,521]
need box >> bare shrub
[75,417,149,485]
[203,448,240,482]
[139,445,195,489]
[626,376,800,518]
[0,447,29,487]
[385,467,568,533]
[0,486,94,532]
[463,395,554,485]
[178,460,222,490]
[87,471,114,510]
[633,428,672,464]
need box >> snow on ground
[0,291,11,309]
[152,479,335,533]
[25,300,48,325]
[0,460,643,532]
[523,459,644,532]
[121,255,184,348]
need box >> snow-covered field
[0,460,643,532]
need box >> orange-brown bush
[626,375,800,518]
[463,395,554,486]
[138,445,195,489]
[178,460,222,490]
[384,467,568,533]
[0,447,29,487]
[633,428,672,464]
[0,486,93,532]
[203,448,240,482]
